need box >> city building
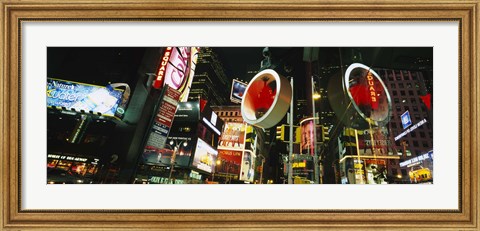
[188,47,230,106]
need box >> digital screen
[191,138,218,173]
[218,122,246,150]
[230,79,247,103]
[47,78,123,117]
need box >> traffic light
[276,125,285,141]
[321,125,330,142]
[276,125,300,143]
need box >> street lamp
[212,159,221,182]
[311,76,320,184]
[166,139,188,184]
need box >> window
[391,123,397,128]
[420,132,426,138]
[413,106,418,112]
[392,168,398,175]
[413,141,419,147]
[414,114,421,120]
[393,91,398,96]
[398,83,404,88]
[400,90,406,95]
[394,98,400,103]
[406,83,412,88]
[408,90,414,95]
[396,106,401,111]
[410,98,417,103]
[411,132,417,137]
[422,141,429,148]
[401,169,407,176]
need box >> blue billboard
[47,78,124,117]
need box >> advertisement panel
[47,78,123,117]
[356,127,390,156]
[191,138,218,173]
[153,47,199,102]
[216,149,242,176]
[230,79,247,103]
[201,105,223,136]
[300,120,321,156]
[142,137,193,167]
[218,122,246,150]
[174,101,200,122]
[239,151,255,182]
[144,86,181,151]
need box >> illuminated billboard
[230,79,247,104]
[356,127,390,156]
[216,149,242,176]
[153,47,199,102]
[241,69,292,128]
[218,122,246,150]
[47,78,123,117]
[300,120,321,156]
[191,138,218,173]
[142,137,193,167]
[239,151,255,182]
[328,63,391,129]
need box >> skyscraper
[188,47,230,106]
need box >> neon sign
[366,71,378,108]
[153,47,173,89]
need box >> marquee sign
[241,69,292,128]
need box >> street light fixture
[212,159,221,182]
[166,139,188,184]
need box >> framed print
[1,0,478,230]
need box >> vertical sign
[145,85,181,150]
[153,47,173,89]
[152,47,199,102]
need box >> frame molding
[1,0,478,230]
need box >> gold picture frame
[1,0,478,230]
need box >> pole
[354,129,364,184]
[259,157,265,184]
[167,146,176,184]
[288,77,294,184]
[311,76,319,184]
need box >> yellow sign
[292,162,306,168]
[354,163,363,169]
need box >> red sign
[155,87,181,127]
[366,71,378,110]
[153,47,173,89]
[216,149,242,175]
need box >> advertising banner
[357,127,389,156]
[153,47,199,102]
[200,104,223,136]
[216,149,242,176]
[142,137,193,167]
[191,138,218,173]
[230,79,247,104]
[218,122,246,150]
[174,101,200,122]
[47,78,123,117]
[239,151,255,182]
[144,86,181,151]
[300,120,321,156]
